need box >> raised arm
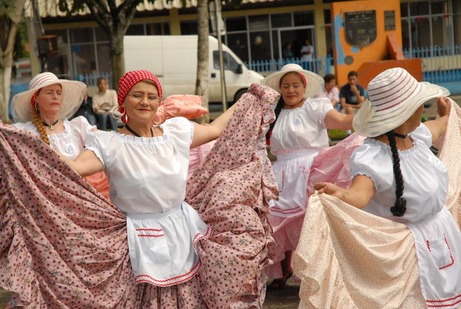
[314,175,376,209]
[423,97,451,144]
[60,149,104,177]
[191,103,238,148]
[324,109,354,130]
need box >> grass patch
[328,129,348,141]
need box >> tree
[194,0,210,123]
[0,0,27,122]
[57,0,151,88]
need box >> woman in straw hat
[11,72,110,200]
[53,70,279,307]
[306,67,461,307]
[262,63,354,289]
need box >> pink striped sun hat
[12,72,87,122]
[353,67,449,137]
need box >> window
[226,33,249,63]
[401,0,453,51]
[213,51,240,73]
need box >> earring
[121,113,128,124]
[34,102,38,111]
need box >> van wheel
[229,89,247,107]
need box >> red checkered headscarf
[117,70,163,106]
[117,70,163,123]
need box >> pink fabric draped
[294,99,461,308]
[0,124,138,308]
[186,83,280,308]
[0,126,204,308]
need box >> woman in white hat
[262,63,354,289]
[11,72,110,199]
[313,67,461,306]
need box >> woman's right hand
[314,182,342,197]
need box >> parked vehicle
[123,35,264,111]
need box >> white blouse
[86,117,193,214]
[12,116,95,160]
[350,124,448,223]
[270,97,333,155]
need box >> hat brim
[12,79,87,123]
[353,82,450,137]
[263,67,323,98]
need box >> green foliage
[328,129,349,141]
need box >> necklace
[394,132,407,139]
[42,119,59,130]
[125,123,153,137]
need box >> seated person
[339,71,365,115]
[92,77,118,131]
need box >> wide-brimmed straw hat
[353,67,449,137]
[12,72,87,122]
[263,63,324,98]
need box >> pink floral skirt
[0,124,205,308]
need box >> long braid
[265,97,285,143]
[30,91,51,145]
[386,131,407,217]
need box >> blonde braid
[30,92,50,145]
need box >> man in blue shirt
[339,71,365,115]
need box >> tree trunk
[0,0,27,122]
[110,29,125,91]
[195,0,210,123]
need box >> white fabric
[127,203,211,286]
[269,98,332,217]
[85,116,210,286]
[12,116,95,160]
[270,97,332,155]
[350,123,461,305]
[271,149,319,217]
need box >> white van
[123,35,264,110]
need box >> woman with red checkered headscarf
[1,69,280,308]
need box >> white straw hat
[262,63,324,98]
[12,72,87,122]
[353,67,449,137]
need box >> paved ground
[1,279,300,308]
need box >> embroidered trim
[426,293,461,308]
[134,260,201,287]
[270,206,304,216]
[136,227,165,238]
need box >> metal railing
[404,45,461,84]
[244,55,333,77]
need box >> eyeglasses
[127,92,160,103]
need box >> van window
[213,51,240,73]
